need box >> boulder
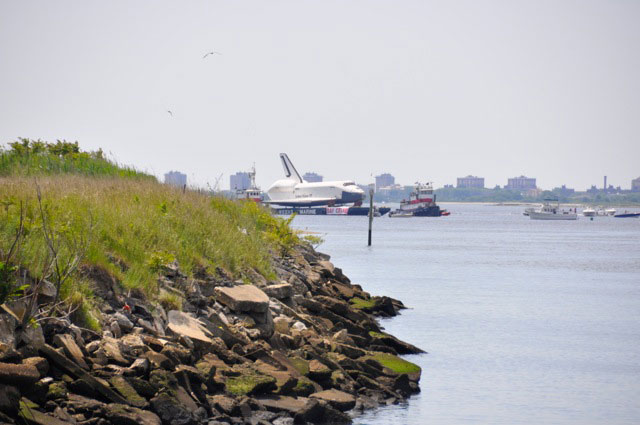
[110,376,148,408]
[294,398,352,425]
[150,393,197,425]
[53,333,89,370]
[224,366,277,396]
[39,344,130,405]
[215,285,269,313]
[0,361,40,386]
[18,399,70,425]
[310,389,356,411]
[0,384,20,416]
[104,403,162,425]
[263,283,293,300]
[22,357,49,377]
[101,336,132,365]
[257,395,308,414]
[166,310,214,345]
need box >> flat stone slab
[257,395,309,414]
[215,285,269,313]
[310,389,356,411]
[166,310,214,344]
[53,333,89,370]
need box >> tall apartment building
[456,175,484,188]
[230,172,251,190]
[303,172,323,183]
[632,177,640,192]
[375,173,395,190]
[506,175,536,190]
[164,171,187,188]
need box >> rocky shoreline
[0,243,423,425]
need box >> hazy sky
[1,1,638,190]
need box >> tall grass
[0,140,299,328]
[0,138,154,180]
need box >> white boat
[582,207,596,217]
[604,208,616,216]
[388,210,414,218]
[236,165,264,202]
[523,205,541,216]
[529,199,578,220]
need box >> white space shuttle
[265,154,364,207]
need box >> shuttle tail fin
[279,153,303,183]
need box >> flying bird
[203,51,222,59]
[167,110,173,117]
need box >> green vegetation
[367,352,421,375]
[368,330,388,339]
[0,138,153,180]
[349,296,376,310]
[0,139,300,329]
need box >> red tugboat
[389,182,449,217]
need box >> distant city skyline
[1,1,638,192]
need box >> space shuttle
[265,154,364,207]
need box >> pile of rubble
[0,244,423,425]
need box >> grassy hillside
[0,139,298,329]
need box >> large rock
[263,283,293,300]
[0,361,40,385]
[214,285,269,313]
[39,344,130,405]
[53,333,89,370]
[166,310,214,345]
[110,376,148,408]
[224,366,277,396]
[294,398,352,425]
[257,395,309,414]
[104,403,161,425]
[0,384,20,416]
[150,393,197,425]
[310,389,356,411]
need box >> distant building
[632,177,640,192]
[303,172,323,183]
[553,185,575,196]
[457,175,484,189]
[164,171,187,188]
[230,172,251,191]
[506,175,536,190]
[375,173,395,190]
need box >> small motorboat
[613,211,640,218]
[389,210,414,218]
[582,207,596,217]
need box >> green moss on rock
[225,370,276,396]
[288,356,309,376]
[368,352,421,375]
[349,297,376,310]
[291,376,315,397]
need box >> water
[291,204,640,425]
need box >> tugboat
[235,165,264,202]
[389,182,446,217]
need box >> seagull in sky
[203,51,222,59]
[167,110,173,117]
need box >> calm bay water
[291,204,640,425]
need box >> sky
[1,0,639,191]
